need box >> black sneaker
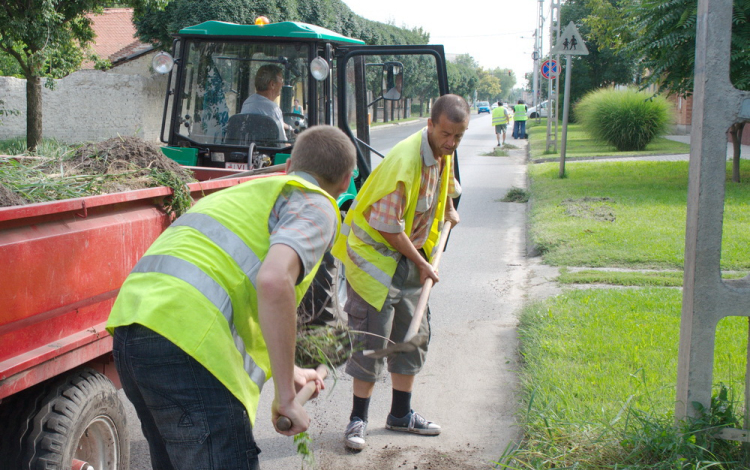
[385,410,441,435]
[344,418,367,450]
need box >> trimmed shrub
[574,88,673,151]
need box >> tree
[556,0,635,112]
[0,0,165,151]
[584,0,750,181]
[477,71,502,102]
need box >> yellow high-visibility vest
[332,129,452,310]
[107,175,339,425]
[492,106,510,125]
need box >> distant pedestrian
[492,101,510,145]
[512,100,528,139]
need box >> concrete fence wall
[0,65,168,144]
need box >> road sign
[550,21,589,55]
[541,60,559,79]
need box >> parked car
[477,101,491,114]
[528,100,549,118]
[490,102,499,110]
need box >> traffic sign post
[550,22,588,177]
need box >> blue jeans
[113,324,261,470]
[513,120,527,139]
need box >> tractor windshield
[175,40,311,148]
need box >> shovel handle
[403,221,453,343]
[276,364,328,431]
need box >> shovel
[362,221,453,359]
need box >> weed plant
[575,88,673,151]
[499,288,750,469]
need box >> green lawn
[526,119,691,160]
[528,160,750,269]
[503,131,750,468]
[506,289,749,469]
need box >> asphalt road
[121,112,530,469]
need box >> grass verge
[557,268,748,287]
[500,288,750,469]
[526,119,690,160]
[528,160,750,269]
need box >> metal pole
[559,54,572,178]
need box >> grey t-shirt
[268,172,337,283]
[240,94,286,141]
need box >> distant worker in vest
[492,100,511,146]
[332,94,467,451]
[512,99,528,139]
[107,125,356,470]
[241,64,292,141]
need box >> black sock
[390,389,412,419]
[350,395,370,422]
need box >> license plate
[226,162,248,170]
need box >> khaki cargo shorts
[345,255,431,382]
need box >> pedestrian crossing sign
[551,22,589,55]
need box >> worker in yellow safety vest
[106,125,355,470]
[332,94,467,451]
[512,99,528,139]
[491,101,511,145]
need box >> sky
[341,0,544,84]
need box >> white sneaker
[344,418,367,450]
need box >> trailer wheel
[12,368,129,470]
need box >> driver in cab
[241,64,292,142]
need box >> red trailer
[0,168,270,470]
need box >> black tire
[529,112,539,118]
[297,251,348,327]
[0,368,130,470]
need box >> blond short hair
[289,126,356,185]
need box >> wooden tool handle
[276,364,328,431]
[403,221,453,342]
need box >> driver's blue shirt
[240,94,286,141]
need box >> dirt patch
[561,196,616,222]
[0,136,194,207]
[0,183,26,207]
[316,445,491,470]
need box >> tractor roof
[178,21,365,45]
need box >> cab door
[334,45,453,185]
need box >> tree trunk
[26,76,43,152]
[730,122,745,183]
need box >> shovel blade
[362,334,428,359]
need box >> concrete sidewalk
[665,134,750,159]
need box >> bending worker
[107,125,356,470]
[332,94,468,450]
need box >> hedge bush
[574,88,673,151]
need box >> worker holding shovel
[332,94,468,450]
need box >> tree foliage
[0,0,166,150]
[133,0,429,50]
[556,0,636,108]
[585,0,750,96]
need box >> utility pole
[533,0,545,112]
[546,0,561,153]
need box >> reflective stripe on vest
[130,238,268,391]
